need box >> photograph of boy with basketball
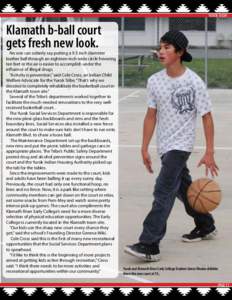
[124,30,220,262]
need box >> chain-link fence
[118,17,232,88]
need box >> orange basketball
[187,178,222,214]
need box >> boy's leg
[176,165,216,237]
[139,150,191,245]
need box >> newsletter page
[0,14,231,289]
[1,21,118,280]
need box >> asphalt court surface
[119,88,232,283]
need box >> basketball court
[119,87,232,283]
[2,87,231,285]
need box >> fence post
[205,17,208,87]
[121,17,125,88]
[157,18,160,46]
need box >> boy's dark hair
[172,43,185,62]
[160,30,192,62]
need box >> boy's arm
[198,112,219,177]
[141,108,157,173]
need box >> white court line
[119,145,232,150]
[119,90,141,103]
[119,271,153,283]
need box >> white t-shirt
[147,67,212,157]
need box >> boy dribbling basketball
[124,30,219,262]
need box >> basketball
[187,178,221,214]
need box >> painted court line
[119,271,153,283]
[119,90,141,103]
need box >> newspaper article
[2,22,118,278]
[0,16,231,286]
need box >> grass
[119,58,232,88]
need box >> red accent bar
[0,282,231,287]
[0,13,231,18]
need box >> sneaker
[182,227,218,243]
[124,242,160,262]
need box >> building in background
[98,18,232,49]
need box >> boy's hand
[141,149,153,173]
[197,152,219,177]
